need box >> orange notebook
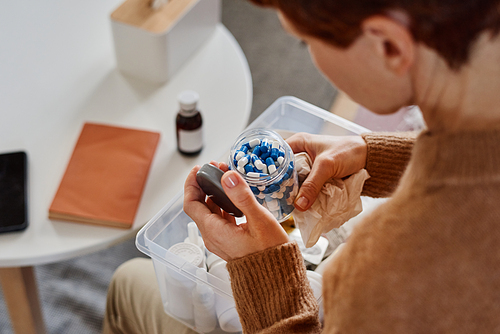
[49,123,160,228]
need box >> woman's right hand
[183,162,290,261]
[286,132,367,211]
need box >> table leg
[0,266,46,334]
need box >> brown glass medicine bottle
[176,90,203,156]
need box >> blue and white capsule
[247,172,267,178]
[235,151,245,161]
[237,154,250,167]
[249,138,261,148]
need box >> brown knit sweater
[227,129,500,333]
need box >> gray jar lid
[196,164,244,217]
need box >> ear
[361,15,414,76]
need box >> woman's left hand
[183,161,289,261]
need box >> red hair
[248,0,500,69]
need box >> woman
[104,0,500,332]
[184,0,500,332]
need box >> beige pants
[102,258,197,334]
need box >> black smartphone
[0,151,28,233]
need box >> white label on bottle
[179,128,203,152]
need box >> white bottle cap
[178,90,199,111]
[168,242,204,268]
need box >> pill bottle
[192,268,217,333]
[228,128,299,222]
[207,254,242,333]
[164,242,205,322]
[176,90,203,156]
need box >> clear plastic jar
[228,128,298,222]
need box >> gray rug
[0,1,336,333]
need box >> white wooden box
[111,0,221,83]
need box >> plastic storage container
[136,96,369,333]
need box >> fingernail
[223,174,239,188]
[296,196,308,209]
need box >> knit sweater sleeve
[227,241,321,334]
[361,132,417,197]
